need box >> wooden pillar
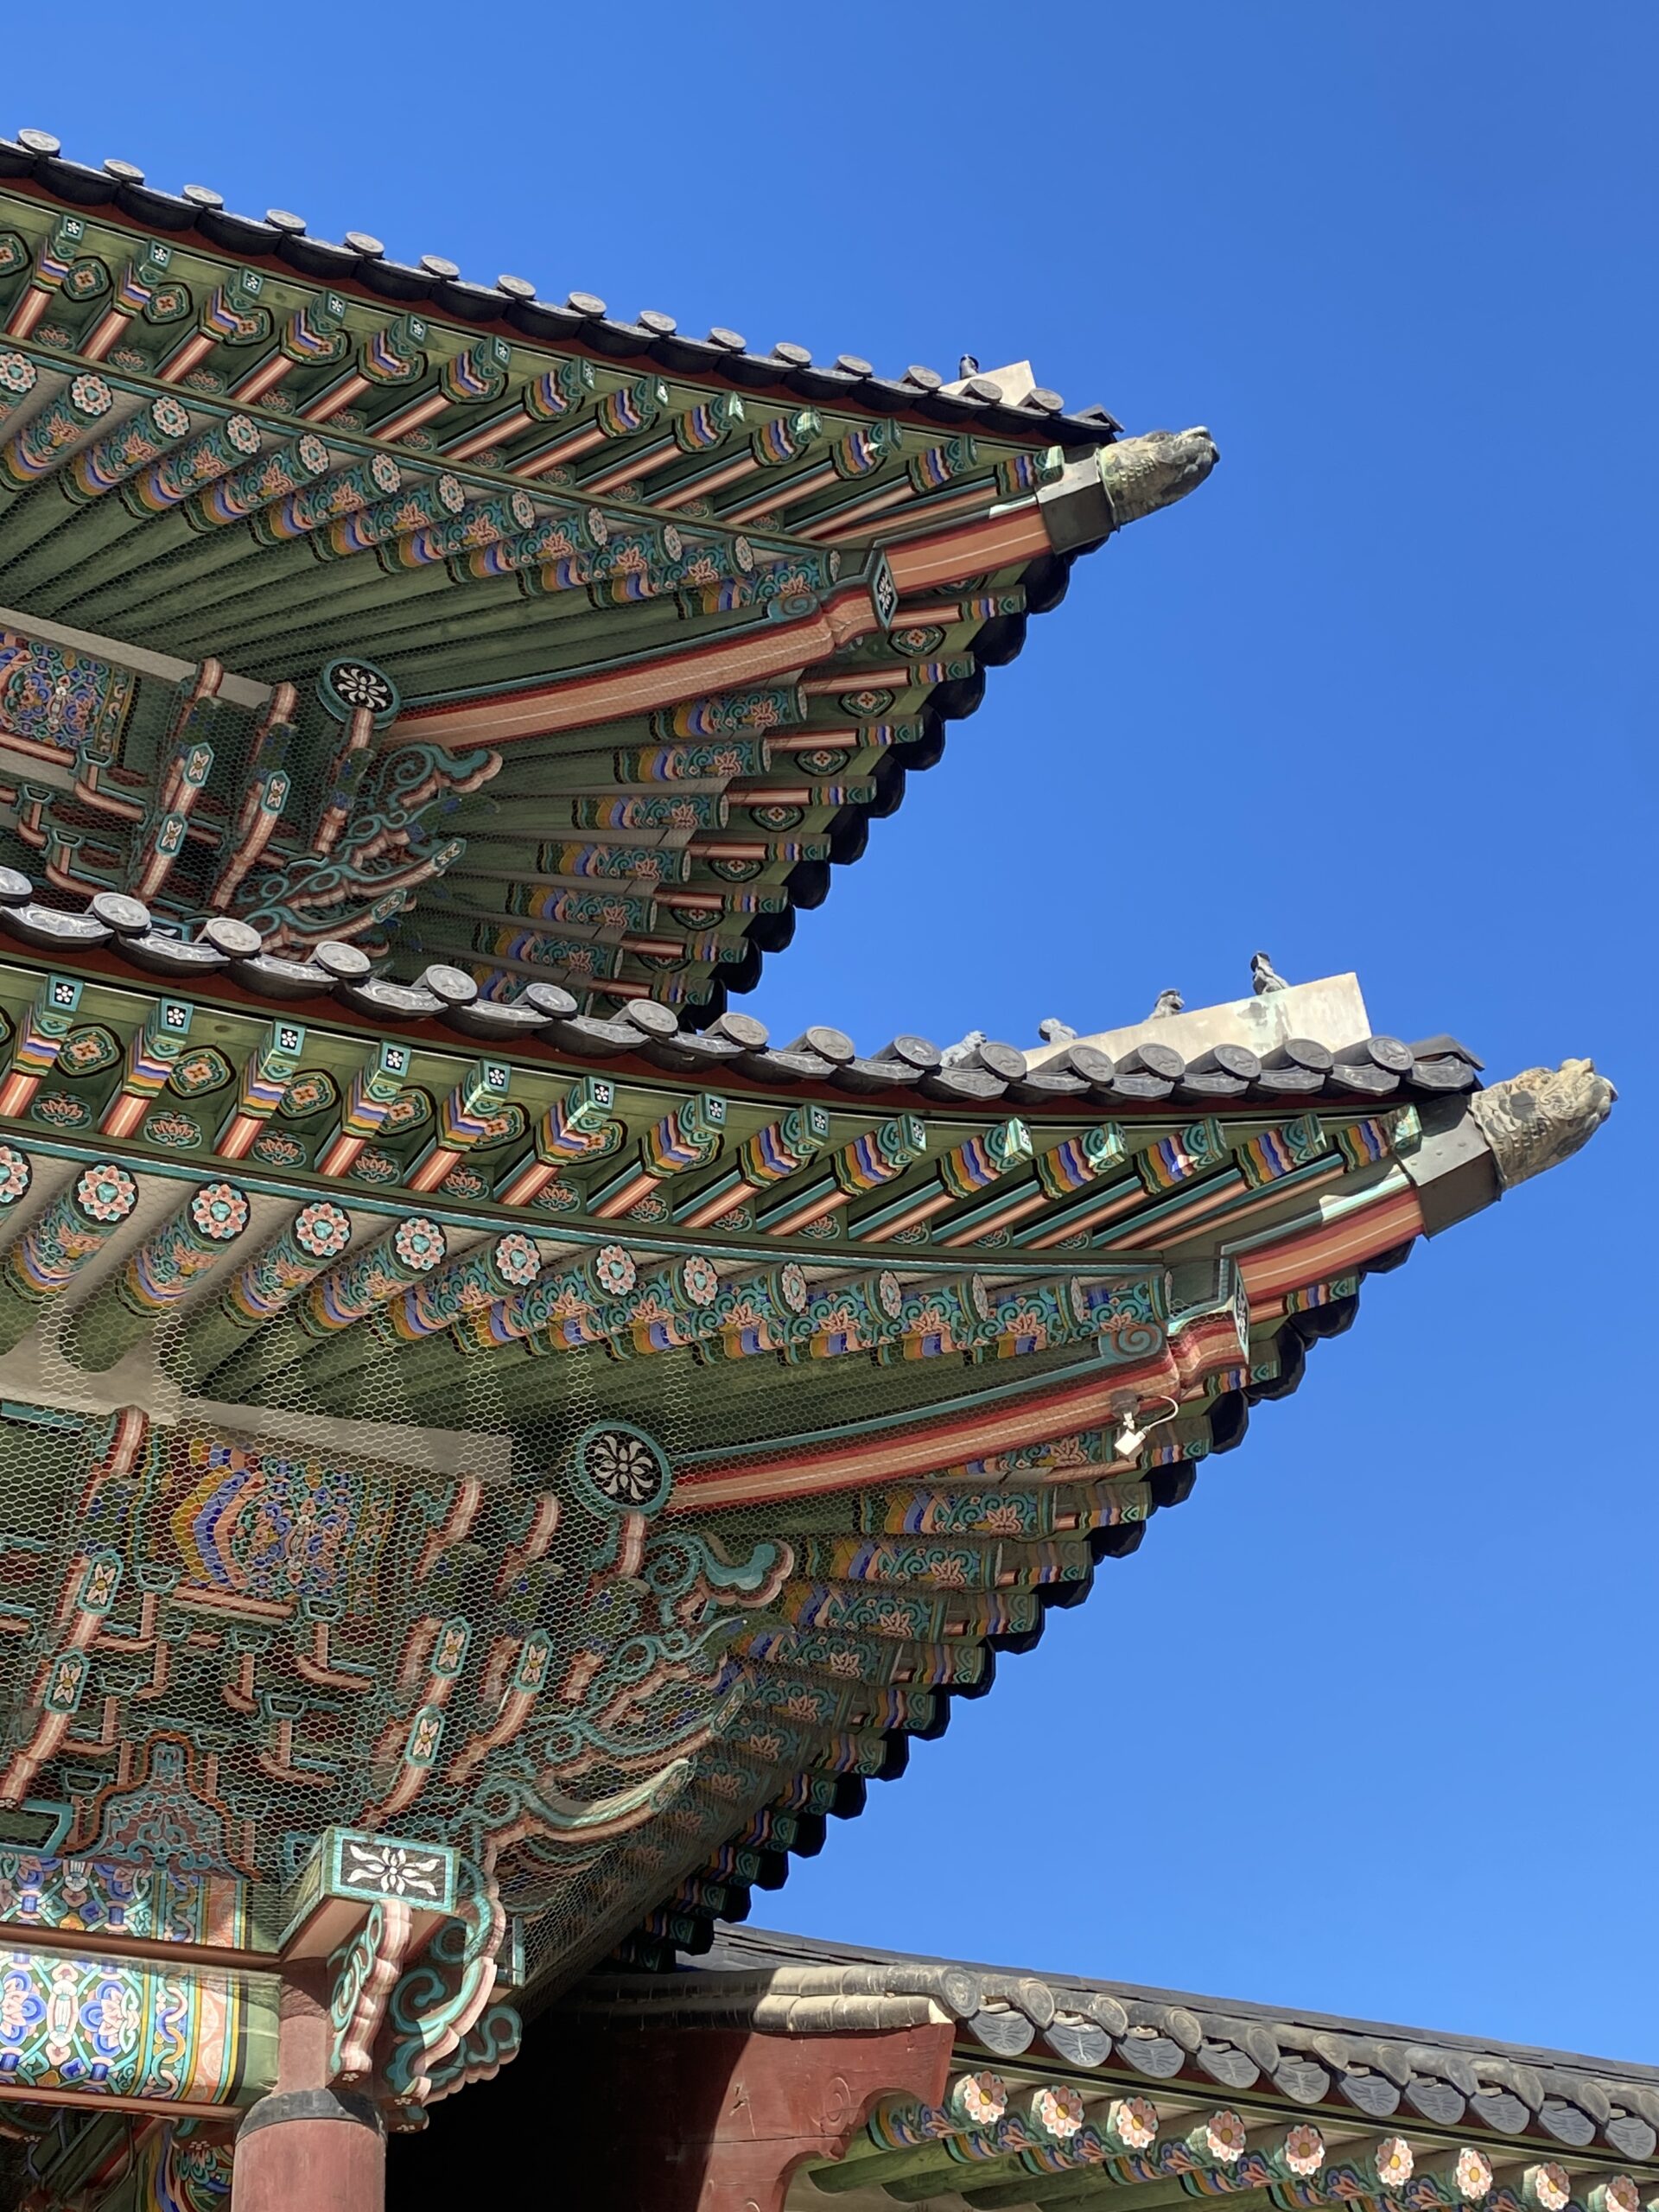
[232,1962,386,2212]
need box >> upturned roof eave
[0,140,1120,451]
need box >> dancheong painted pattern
[0,124,1613,2212]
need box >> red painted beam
[392,582,881,751]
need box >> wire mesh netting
[0,1177,1143,2014]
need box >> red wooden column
[233,1826,495,2209]
[231,1962,386,2212]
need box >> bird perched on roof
[940,1029,987,1068]
[1038,1018,1077,1044]
[958,353,980,378]
[1251,951,1289,995]
[1149,988,1185,1020]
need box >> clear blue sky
[9,2,1654,2060]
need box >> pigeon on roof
[1252,951,1290,995]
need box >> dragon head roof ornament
[1467,1057,1617,1188]
[1098,426,1220,526]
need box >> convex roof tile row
[0,877,1485,1110]
[0,130,1117,446]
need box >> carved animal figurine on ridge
[940,1030,988,1068]
[1097,427,1219,526]
[1469,1059,1617,1188]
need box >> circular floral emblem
[1282,2126,1325,2178]
[371,452,401,493]
[594,1243,636,1299]
[75,1164,137,1224]
[508,487,536,529]
[1204,2113,1247,2164]
[573,1421,671,1516]
[1533,2171,1571,2212]
[1599,2183,1639,2212]
[965,1274,993,1321]
[71,375,113,416]
[875,1270,904,1319]
[189,1182,249,1241]
[435,472,466,513]
[493,1232,541,1287]
[776,1261,808,1314]
[322,658,397,717]
[1375,2140,1413,2190]
[734,534,755,572]
[393,1217,446,1273]
[1033,2084,1085,2140]
[958,2074,1006,2128]
[297,431,330,474]
[680,1253,719,1307]
[154,394,191,438]
[0,1147,31,1206]
[1110,2099,1159,2153]
[0,353,35,396]
[226,413,261,455]
[1455,2152,1494,2202]
[295,1200,351,1259]
[585,505,609,547]
[662,524,683,561]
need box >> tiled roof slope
[0,898,1491,1112]
[0,129,1124,446]
[0,130,1216,1011]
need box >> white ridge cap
[1026,973,1373,1070]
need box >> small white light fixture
[1110,1391,1179,1461]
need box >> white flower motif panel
[338,1838,451,1904]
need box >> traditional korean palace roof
[0,128,1215,1017]
[0,905,1612,2026]
[0,130,1615,2197]
[561,1926,1659,2210]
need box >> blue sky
[7,2,1654,2059]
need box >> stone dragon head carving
[1468,1058,1616,1189]
[1100,427,1220,526]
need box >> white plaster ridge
[1025,974,1373,1070]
